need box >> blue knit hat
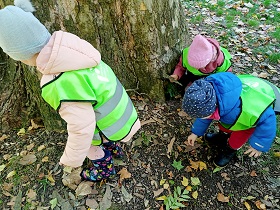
[182,79,217,118]
[0,0,51,60]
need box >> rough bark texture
[0,50,64,132]
[0,0,188,131]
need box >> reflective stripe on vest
[220,75,279,131]
[182,47,232,76]
[41,61,138,145]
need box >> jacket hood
[205,72,242,116]
[36,31,101,74]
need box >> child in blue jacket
[182,72,279,167]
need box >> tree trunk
[0,0,188,131]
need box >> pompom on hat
[0,0,51,61]
[187,34,214,69]
[182,79,217,118]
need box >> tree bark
[0,0,188,131]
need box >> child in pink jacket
[0,0,141,182]
[170,34,232,88]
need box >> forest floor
[1,1,280,210]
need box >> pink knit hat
[187,35,213,69]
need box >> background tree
[0,0,188,131]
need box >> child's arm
[191,118,213,137]
[187,118,213,146]
[248,107,276,153]
[171,56,186,80]
[58,102,96,167]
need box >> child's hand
[187,133,198,146]
[244,146,262,158]
[169,74,179,82]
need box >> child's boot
[214,145,237,167]
[204,131,230,148]
[103,141,124,158]
[80,149,116,182]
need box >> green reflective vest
[182,47,232,76]
[41,61,139,145]
[220,74,280,131]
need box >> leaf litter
[0,1,280,210]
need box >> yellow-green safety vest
[41,61,139,145]
[220,74,280,131]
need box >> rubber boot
[103,141,124,158]
[80,149,116,182]
[214,145,237,167]
[204,131,230,148]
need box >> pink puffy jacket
[36,31,140,167]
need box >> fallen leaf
[167,137,175,158]
[117,168,131,182]
[121,186,133,202]
[178,110,188,117]
[217,193,230,203]
[191,177,200,186]
[19,154,37,165]
[273,152,280,158]
[221,173,231,181]
[186,186,192,191]
[258,72,268,78]
[185,166,192,172]
[17,128,25,136]
[2,183,13,192]
[62,167,82,190]
[244,201,251,210]
[163,183,169,190]
[160,179,166,186]
[156,195,167,201]
[213,166,222,173]
[26,189,37,201]
[7,171,16,179]
[141,119,156,126]
[86,198,99,209]
[50,198,57,209]
[26,143,35,151]
[37,145,46,152]
[100,185,112,209]
[199,161,207,171]
[167,170,174,179]
[140,2,147,11]
[243,196,256,201]
[28,119,44,131]
[63,166,73,174]
[184,142,201,152]
[0,164,6,173]
[47,173,55,184]
[42,156,49,162]
[255,200,266,209]
[250,170,257,177]
[192,191,198,199]
[171,160,184,170]
[181,176,189,186]
[75,181,94,196]
[0,134,9,141]
[153,188,164,198]
[189,160,199,170]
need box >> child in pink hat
[170,34,232,88]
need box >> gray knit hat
[0,0,51,60]
[182,79,217,118]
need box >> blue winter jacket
[191,72,276,152]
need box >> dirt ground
[1,1,280,209]
[0,97,279,210]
